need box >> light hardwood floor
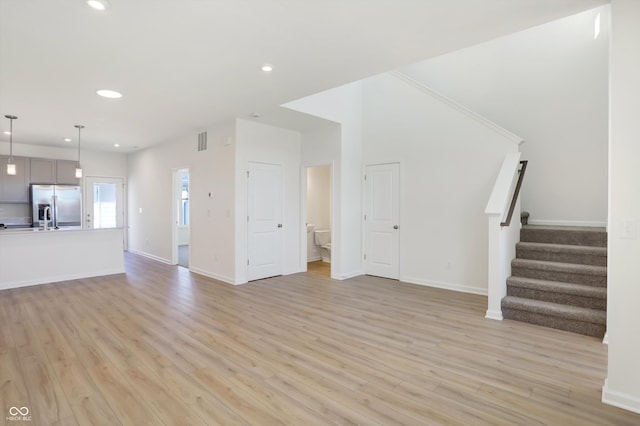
[1,252,639,425]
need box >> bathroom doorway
[306,165,331,276]
[172,168,190,268]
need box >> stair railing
[485,152,527,320]
[500,160,528,227]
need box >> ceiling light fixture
[87,0,110,11]
[3,131,10,135]
[64,138,72,142]
[250,112,261,118]
[261,64,273,72]
[74,125,85,178]
[96,89,122,99]
[113,143,120,148]
[4,115,17,176]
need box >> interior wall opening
[306,165,332,276]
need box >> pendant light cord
[4,115,17,162]
[75,124,85,167]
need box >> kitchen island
[0,227,125,290]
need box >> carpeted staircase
[501,225,607,338]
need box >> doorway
[306,165,332,276]
[84,176,125,247]
[364,162,400,279]
[172,169,190,268]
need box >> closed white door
[84,177,124,229]
[247,162,283,281]
[364,163,400,279]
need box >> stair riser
[506,286,607,310]
[511,266,606,287]
[516,247,606,266]
[502,308,605,338]
[521,229,607,247]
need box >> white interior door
[247,162,283,281]
[364,163,400,279]
[84,177,124,230]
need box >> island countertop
[0,227,125,290]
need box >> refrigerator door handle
[51,195,57,229]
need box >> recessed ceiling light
[250,112,261,118]
[97,89,122,99]
[261,64,273,72]
[64,138,72,142]
[87,0,110,11]
[114,143,120,148]
[3,131,10,135]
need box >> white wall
[285,82,364,279]
[401,6,609,226]
[603,0,640,414]
[362,72,520,294]
[307,165,331,261]
[0,142,128,178]
[234,119,302,283]
[127,121,236,283]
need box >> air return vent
[197,132,208,151]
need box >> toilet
[314,229,331,263]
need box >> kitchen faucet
[43,206,51,231]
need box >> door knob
[277,224,283,228]
[393,225,399,229]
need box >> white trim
[189,267,237,285]
[602,379,640,414]
[390,71,524,146]
[128,248,171,265]
[334,270,363,280]
[527,219,607,228]
[400,275,488,296]
[0,268,125,291]
[307,255,322,262]
[602,332,609,345]
[485,310,504,321]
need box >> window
[180,171,189,226]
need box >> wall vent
[197,132,208,151]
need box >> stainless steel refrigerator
[30,184,82,228]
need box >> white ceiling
[0,0,607,153]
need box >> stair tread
[512,258,607,275]
[506,276,607,297]
[522,225,606,233]
[502,296,606,324]
[520,225,607,247]
[517,242,607,255]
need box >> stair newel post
[485,152,524,321]
[486,214,507,320]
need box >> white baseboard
[602,332,609,345]
[189,267,236,285]
[485,309,504,321]
[128,249,172,265]
[602,379,640,414]
[400,275,488,296]
[335,270,363,280]
[307,256,322,262]
[527,219,607,228]
[0,267,125,291]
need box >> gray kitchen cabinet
[0,156,30,202]
[30,158,56,183]
[56,160,80,184]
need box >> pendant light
[75,124,85,178]
[4,115,17,175]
